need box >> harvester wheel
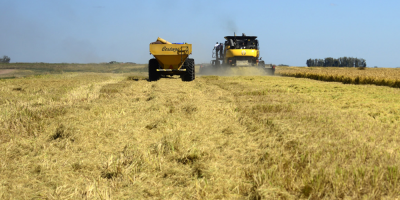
[182,58,195,82]
[148,58,160,81]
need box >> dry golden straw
[1,65,400,199]
[277,67,400,88]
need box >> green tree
[307,57,366,68]
[333,59,339,67]
[318,59,324,66]
[324,57,334,67]
[360,59,366,67]
[306,59,312,67]
[348,57,355,67]
[1,55,10,63]
[354,58,359,67]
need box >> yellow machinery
[149,37,195,81]
[211,33,275,75]
[222,34,259,66]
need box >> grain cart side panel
[149,44,192,70]
[148,40,195,82]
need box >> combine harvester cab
[149,37,195,82]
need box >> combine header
[149,37,195,81]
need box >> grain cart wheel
[181,58,195,82]
[148,58,160,81]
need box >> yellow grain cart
[148,37,195,81]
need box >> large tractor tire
[148,58,160,81]
[181,58,195,82]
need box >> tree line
[306,57,366,67]
[0,55,10,63]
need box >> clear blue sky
[1,0,399,67]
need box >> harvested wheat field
[277,66,400,88]
[1,69,400,199]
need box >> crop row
[276,67,400,88]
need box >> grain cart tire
[182,58,195,82]
[148,58,160,81]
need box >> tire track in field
[139,76,272,197]
[61,76,125,105]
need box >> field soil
[1,70,400,199]
[0,69,16,75]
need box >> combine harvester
[148,37,195,81]
[201,33,275,75]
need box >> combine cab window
[236,40,246,49]
[233,39,258,49]
[224,36,259,50]
[247,40,258,49]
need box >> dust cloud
[198,66,271,76]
